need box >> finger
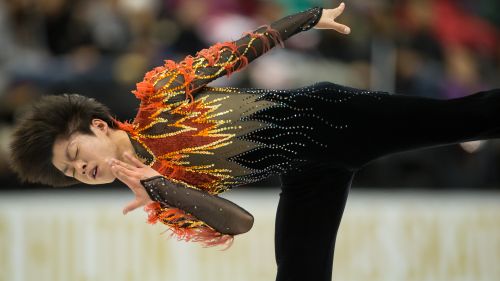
[332,2,345,18]
[111,165,138,188]
[331,22,351,34]
[111,159,136,173]
[112,164,140,181]
[123,199,143,215]
[110,165,129,184]
[124,152,145,168]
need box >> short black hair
[9,94,116,187]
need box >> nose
[75,160,88,176]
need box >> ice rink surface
[1,188,499,281]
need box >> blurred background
[1,0,500,189]
[0,0,499,280]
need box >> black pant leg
[275,163,354,281]
[319,86,500,169]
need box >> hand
[108,152,161,215]
[313,2,351,34]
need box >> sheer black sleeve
[190,6,323,88]
[140,176,254,235]
[264,6,324,41]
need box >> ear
[90,118,109,134]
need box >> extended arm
[186,6,325,89]
[140,7,324,102]
[140,175,254,235]
[133,3,351,104]
[178,2,352,90]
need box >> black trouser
[274,83,500,281]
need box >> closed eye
[71,147,79,178]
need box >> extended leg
[315,84,500,169]
[275,163,354,281]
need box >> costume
[113,6,500,281]
[114,6,325,245]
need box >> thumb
[332,2,345,18]
[123,199,143,215]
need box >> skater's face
[51,119,119,185]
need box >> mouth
[92,166,98,179]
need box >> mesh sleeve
[140,175,254,236]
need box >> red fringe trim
[112,117,136,136]
[145,202,234,250]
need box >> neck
[110,129,136,163]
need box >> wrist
[140,176,166,203]
[306,7,323,30]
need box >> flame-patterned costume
[113,7,324,246]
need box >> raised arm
[134,7,325,103]
[182,6,325,89]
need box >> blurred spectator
[1,0,499,189]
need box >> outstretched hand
[313,2,351,34]
[107,152,160,215]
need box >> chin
[98,177,116,184]
[86,176,115,185]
